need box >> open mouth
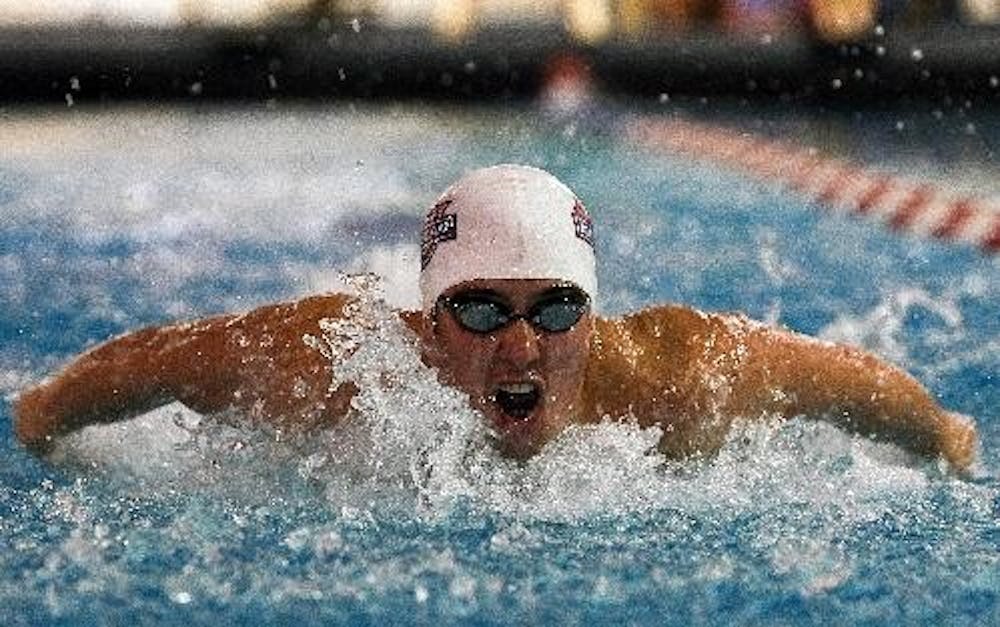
[493,383,541,420]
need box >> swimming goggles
[439,287,590,334]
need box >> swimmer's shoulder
[593,303,737,347]
[216,292,424,342]
[152,292,361,359]
[583,303,744,430]
[217,292,357,331]
[590,303,760,378]
[584,303,761,429]
[588,303,717,384]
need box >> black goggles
[438,287,591,334]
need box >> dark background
[1,0,997,106]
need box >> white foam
[819,286,963,366]
[818,277,999,386]
[345,244,421,310]
[1,367,35,398]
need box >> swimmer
[13,164,979,471]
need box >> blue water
[1,104,998,625]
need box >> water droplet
[658,93,670,103]
[874,24,885,36]
[464,60,476,74]
[895,120,905,131]
[853,68,864,80]
[338,67,346,81]
[875,45,886,57]
[69,76,80,91]
[831,78,843,89]
[189,81,203,96]
[349,18,361,32]
[910,48,924,62]
[965,123,977,135]
[990,76,999,88]
[64,93,74,107]
[172,591,192,604]
[268,74,278,90]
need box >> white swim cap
[419,164,598,313]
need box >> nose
[494,319,541,369]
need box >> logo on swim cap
[572,199,594,248]
[421,197,457,270]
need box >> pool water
[1,104,998,625]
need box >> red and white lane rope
[625,118,1000,255]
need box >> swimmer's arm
[13,293,361,453]
[727,324,978,472]
[12,319,236,453]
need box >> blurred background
[0,0,997,103]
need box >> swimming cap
[419,164,597,313]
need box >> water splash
[820,285,963,367]
[818,275,999,391]
[45,272,979,527]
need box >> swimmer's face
[422,279,593,458]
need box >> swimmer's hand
[11,325,184,456]
[12,385,59,455]
[937,411,978,475]
[11,371,165,456]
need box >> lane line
[624,118,999,255]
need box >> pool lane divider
[624,118,1000,255]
